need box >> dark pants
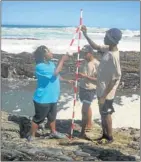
[32,101,57,124]
[98,99,115,116]
[79,87,96,104]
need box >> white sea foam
[57,94,140,129]
[1,27,140,54]
[1,37,140,54]
[12,109,21,112]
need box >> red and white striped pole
[67,26,80,55]
[70,9,83,139]
[69,26,80,46]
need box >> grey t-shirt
[79,59,100,90]
[96,47,121,99]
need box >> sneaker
[26,135,35,142]
[94,134,107,141]
[48,131,67,139]
[97,135,114,144]
[25,133,36,142]
[105,135,114,143]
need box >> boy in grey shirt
[81,26,122,143]
[79,45,99,139]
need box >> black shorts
[79,87,96,104]
[32,101,57,124]
[98,99,115,115]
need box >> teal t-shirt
[33,62,60,103]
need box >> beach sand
[57,93,140,129]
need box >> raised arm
[81,25,102,51]
[54,55,69,76]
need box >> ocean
[1,25,140,54]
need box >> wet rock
[82,148,100,157]
[1,149,32,161]
[58,155,73,161]
[74,156,84,161]
[19,117,31,138]
[62,150,75,156]
[74,151,90,157]
[2,131,20,140]
[1,62,9,78]
[1,111,139,161]
[47,157,56,161]
[83,156,98,161]
[1,50,140,90]
[98,149,136,161]
[42,148,63,157]
[28,148,41,155]
[130,129,140,135]
[128,141,140,150]
[133,135,140,142]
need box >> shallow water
[1,79,74,116]
[2,78,139,115]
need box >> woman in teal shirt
[27,45,70,141]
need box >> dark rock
[130,129,140,135]
[8,114,31,138]
[1,111,139,161]
[1,149,32,161]
[1,50,140,90]
[74,156,84,161]
[57,155,73,161]
[83,156,98,161]
[128,141,140,150]
[47,157,56,161]
[133,135,140,142]
[8,114,20,123]
[19,117,31,138]
[28,148,41,155]
[98,149,136,161]
[1,62,9,78]
[74,151,90,157]
[42,148,63,157]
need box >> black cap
[81,45,93,54]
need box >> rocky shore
[1,111,140,161]
[1,50,140,161]
[1,50,140,90]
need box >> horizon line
[2,24,139,30]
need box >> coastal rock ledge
[1,50,140,90]
[1,111,140,161]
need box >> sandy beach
[57,93,140,129]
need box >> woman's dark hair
[33,45,49,64]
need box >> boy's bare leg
[49,120,56,133]
[80,102,91,137]
[87,107,92,129]
[30,121,39,137]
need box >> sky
[2,1,140,30]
